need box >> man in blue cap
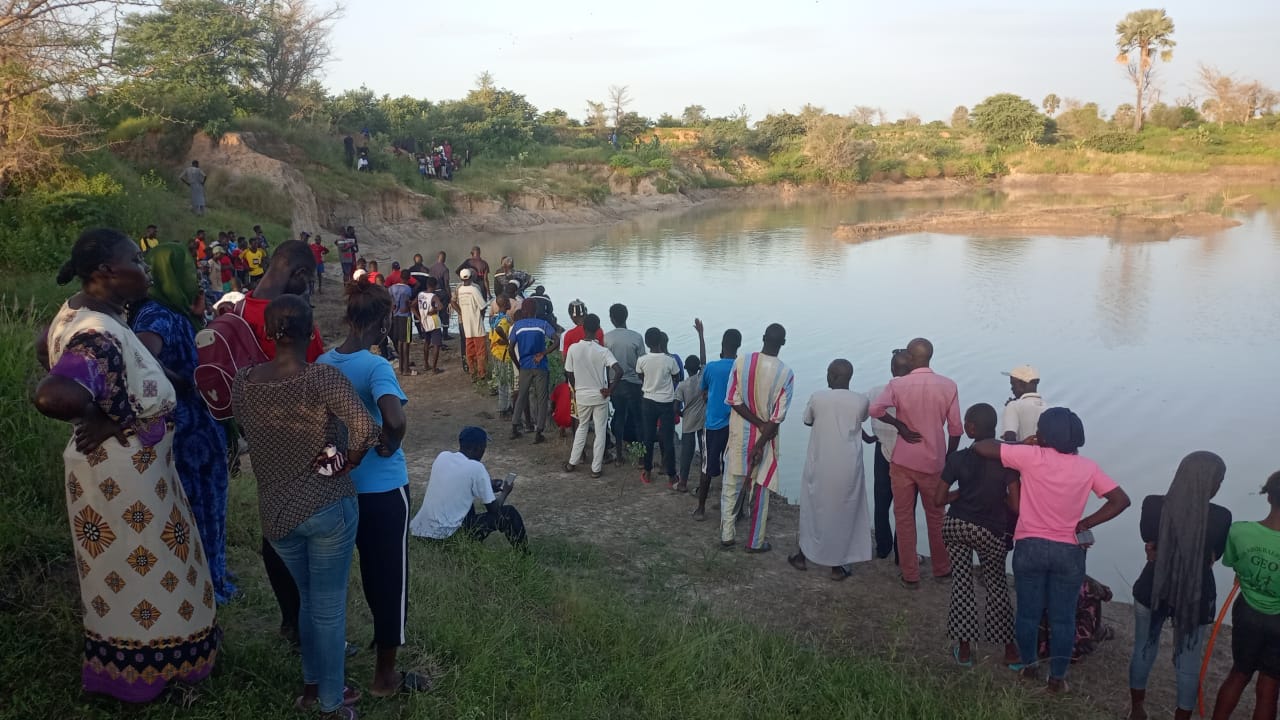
[409,427,526,547]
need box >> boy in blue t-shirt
[692,327,742,521]
[509,307,560,444]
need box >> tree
[899,111,921,127]
[1197,64,1278,125]
[1,0,155,195]
[1057,102,1108,140]
[680,104,707,126]
[655,113,679,128]
[253,0,342,117]
[803,114,874,182]
[541,108,570,126]
[1042,93,1061,116]
[970,93,1049,145]
[752,111,805,154]
[615,112,652,142]
[584,100,607,133]
[607,85,631,130]
[850,105,879,125]
[1115,9,1175,131]
[1111,104,1136,128]
[950,106,970,129]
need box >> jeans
[1128,601,1207,711]
[641,399,676,477]
[269,496,359,713]
[610,381,643,446]
[512,368,549,433]
[1012,537,1086,680]
[872,442,896,561]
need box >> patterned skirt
[65,429,220,703]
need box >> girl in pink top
[973,407,1130,693]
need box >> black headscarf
[1037,407,1085,455]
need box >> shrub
[608,153,638,168]
[971,93,1050,146]
[0,174,129,270]
[1083,131,1143,153]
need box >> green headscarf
[146,242,202,325]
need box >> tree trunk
[1133,45,1148,132]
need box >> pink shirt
[1000,444,1119,545]
[868,367,961,474]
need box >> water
[463,193,1280,601]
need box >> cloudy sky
[325,0,1279,122]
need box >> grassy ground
[0,285,1057,720]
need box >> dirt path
[350,331,1237,720]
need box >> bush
[971,93,1050,146]
[608,153,638,169]
[0,174,129,270]
[1083,131,1143,153]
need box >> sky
[325,0,1280,123]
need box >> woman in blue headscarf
[973,407,1131,694]
[131,243,236,603]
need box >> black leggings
[461,505,527,547]
[357,487,411,649]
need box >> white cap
[1002,365,1040,382]
[214,291,245,309]
[459,268,473,279]
[352,269,367,281]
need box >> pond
[459,192,1280,601]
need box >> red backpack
[194,301,268,420]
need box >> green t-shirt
[1223,521,1280,615]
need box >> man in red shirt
[241,240,325,361]
[306,233,329,295]
[384,261,403,287]
[561,299,604,353]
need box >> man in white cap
[451,267,488,379]
[1001,365,1045,443]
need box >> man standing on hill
[869,337,962,590]
[451,268,487,379]
[722,324,794,553]
[181,160,207,215]
[428,252,453,341]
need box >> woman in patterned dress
[33,229,220,702]
[130,243,235,603]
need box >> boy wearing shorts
[412,276,445,374]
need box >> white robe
[798,388,873,567]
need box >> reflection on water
[461,193,1280,602]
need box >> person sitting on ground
[1003,364,1046,443]
[550,380,574,438]
[409,427,527,548]
[1210,471,1280,720]
[789,359,871,581]
[564,313,620,478]
[232,295,380,717]
[1127,451,1231,720]
[636,327,681,485]
[972,406,1131,694]
[931,403,1019,668]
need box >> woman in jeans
[974,406,1130,693]
[1127,451,1231,720]
[233,295,379,718]
[318,281,430,696]
[1211,471,1280,720]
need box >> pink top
[868,367,961,474]
[1000,444,1119,544]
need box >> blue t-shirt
[701,357,736,431]
[317,348,408,493]
[388,283,414,318]
[511,317,557,370]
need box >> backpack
[193,301,268,420]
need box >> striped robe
[724,351,795,489]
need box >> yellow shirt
[139,236,159,252]
[244,248,266,277]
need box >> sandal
[831,565,852,581]
[952,646,974,668]
[898,575,920,591]
[563,462,577,473]
[787,553,808,571]
[370,670,432,698]
[295,685,361,710]
[319,707,358,720]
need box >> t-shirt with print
[636,352,679,403]
[999,443,1119,545]
[416,292,441,332]
[700,357,735,431]
[511,317,556,370]
[943,446,1017,537]
[244,248,266,277]
[676,370,706,431]
[409,451,495,540]
[564,340,618,406]
[1223,521,1280,615]
[316,348,407,494]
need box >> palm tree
[1115,9,1176,132]
[1042,94,1061,116]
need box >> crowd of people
[29,224,1280,719]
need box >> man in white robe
[789,359,873,579]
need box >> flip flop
[952,646,974,668]
[744,541,773,554]
[370,670,432,698]
[831,566,852,581]
[295,685,361,709]
[787,553,807,571]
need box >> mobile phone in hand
[503,472,517,488]
[1076,529,1095,546]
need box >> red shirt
[231,249,247,271]
[242,292,325,361]
[551,382,573,429]
[310,243,328,264]
[384,269,402,287]
[561,324,605,354]
[218,255,233,283]
[366,271,383,285]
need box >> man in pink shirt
[869,337,962,588]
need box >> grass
[0,283,1069,720]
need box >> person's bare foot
[691,507,706,521]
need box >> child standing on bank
[412,276,445,374]
[672,319,707,492]
[933,403,1020,668]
